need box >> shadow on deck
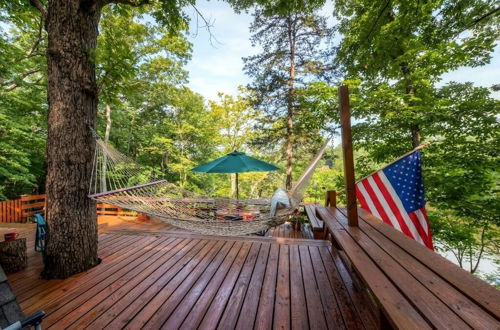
[1,216,377,329]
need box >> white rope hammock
[88,137,330,236]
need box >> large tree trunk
[42,0,101,279]
[285,16,296,190]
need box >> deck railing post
[325,190,337,208]
[338,85,358,226]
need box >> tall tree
[7,0,193,279]
[244,5,332,189]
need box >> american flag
[355,150,434,249]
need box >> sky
[185,0,500,102]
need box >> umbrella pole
[236,173,239,200]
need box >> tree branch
[27,17,45,57]
[3,68,41,91]
[100,0,150,7]
[190,4,220,47]
[29,0,47,18]
[471,226,487,274]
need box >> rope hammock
[88,137,330,236]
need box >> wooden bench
[303,204,324,239]
[316,205,500,329]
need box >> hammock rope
[88,137,330,236]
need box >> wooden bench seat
[316,205,500,329]
[303,204,324,239]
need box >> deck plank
[289,244,309,330]
[43,236,171,328]
[273,244,291,329]
[309,246,346,330]
[130,239,223,329]
[51,237,182,329]
[318,246,373,330]
[22,235,158,315]
[197,241,253,329]
[254,243,279,330]
[83,238,193,329]
[20,238,154,314]
[108,239,209,330]
[235,242,271,330]
[178,241,245,329]
[299,245,328,330]
[160,240,236,329]
[14,234,133,301]
[217,242,261,329]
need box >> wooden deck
[1,217,377,329]
[318,205,500,329]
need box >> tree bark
[230,173,237,199]
[410,123,420,148]
[401,62,421,148]
[42,0,101,279]
[285,16,296,190]
[0,239,27,273]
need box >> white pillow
[269,188,290,216]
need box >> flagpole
[339,85,358,226]
[337,141,432,196]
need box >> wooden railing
[0,194,136,223]
[0,194,46,223]
[96,204,136,217]
[0,198,22,223]
[20,194,46,219]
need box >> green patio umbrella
[191,151,279,199]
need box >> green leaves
[335,0,499,82]
[0,9,47,199]
[335,0,499,276]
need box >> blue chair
[34,214,47,252]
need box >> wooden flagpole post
[339,85,358,226]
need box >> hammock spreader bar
[87,180,168,199]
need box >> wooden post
[325,190,337,208]
[235,173,239,200]
[339,85,358,226]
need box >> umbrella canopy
[191,151,279,173]
[191,151,279,200]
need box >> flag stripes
[355,151,433,249]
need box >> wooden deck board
[299,245,329,330]
[235,242,270,330]
[274,245,291,329]
[289,245,309,330]
[4,217,376,329]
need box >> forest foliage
[0,0,498,281]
